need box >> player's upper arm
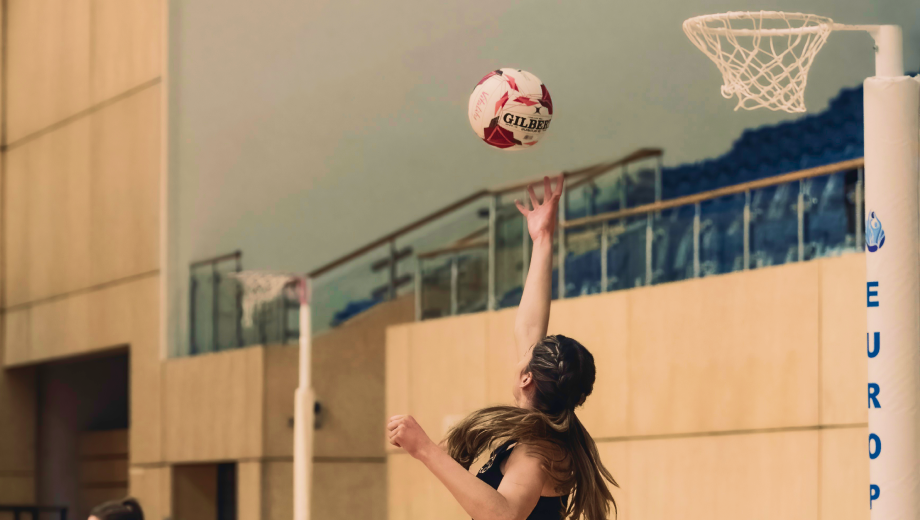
[495,444,549,520]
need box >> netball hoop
[685,11,919,518]
[682,11,904,112]
[229,272,314,520]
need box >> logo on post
[866,211,885,252]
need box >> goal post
[684,12,920,516]
[229,272,314,520]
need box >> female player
[387,175,618,520]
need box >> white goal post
[684,12,919,517]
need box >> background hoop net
[683,11,834,113]
[229,271,304,328]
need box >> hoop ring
[683,11,834,37]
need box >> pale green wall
[167,0,919,352]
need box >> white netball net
[228,271,305,328]
[683,11,834,113]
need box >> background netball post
[684,12,919,517]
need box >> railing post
[414,257,422,321]
[190,277,197,355]
[450,256,459,316]
[600,222,608,292]
[235,255,243,348]
[797,179,805,261]
[645,213,653,285]
[620,164,628,211]
[522,212,529,288]
[487,195,497,311]
[388,240,398,301]
[693,202,701,278]
[212,263,219,351]
[743,190,751,270]
[558,188,567,299]
[856,167,864,250]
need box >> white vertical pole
[294,279,314,520]
[864,53,919,517]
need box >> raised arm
[513,175,564,360]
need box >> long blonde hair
[444,335,618,520]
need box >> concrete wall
[386,253,868,520]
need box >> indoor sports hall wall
[166,0,919,354]
[386,253,868,520]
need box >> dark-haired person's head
[89,497,144,520]
[512,334,595,414]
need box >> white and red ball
[468,68,553,150]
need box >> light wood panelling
[237,461,262,520]
[549,292,629,438]
[313,462,386,520]
[4,274,157,367]
[90,85,161,286]
[4,85,160,308]
[164,347,264,462]
[628,262,820,436]
[385,325,410,454]
[263,346,297,458]
[595,441,629,520]
[4,117,93,307]
[409,313,488,444]
[386,451,469,520]
[262,461,293,520]
[6,0,91,143]
[91,0,162,103]
[625,430,819,520]
[484,307,517,406]
[821,426,869,520]
[820,254,868,425]
[314,294,413,458]
[129,465,171,520]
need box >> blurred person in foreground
[387,175,618,520]
[89,497,144,520]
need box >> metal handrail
[416,155,865,320]
[564,157,864,229]
[0,505,68,520]
[307,147,662,278]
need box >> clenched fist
[387,415,435,459]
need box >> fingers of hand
[527,185,539,208]
[554,174,565,198]
[514,199,529,216]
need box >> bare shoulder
[504,443,570,496]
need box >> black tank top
[475,440,568,520]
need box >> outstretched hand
[515,174,564,243]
